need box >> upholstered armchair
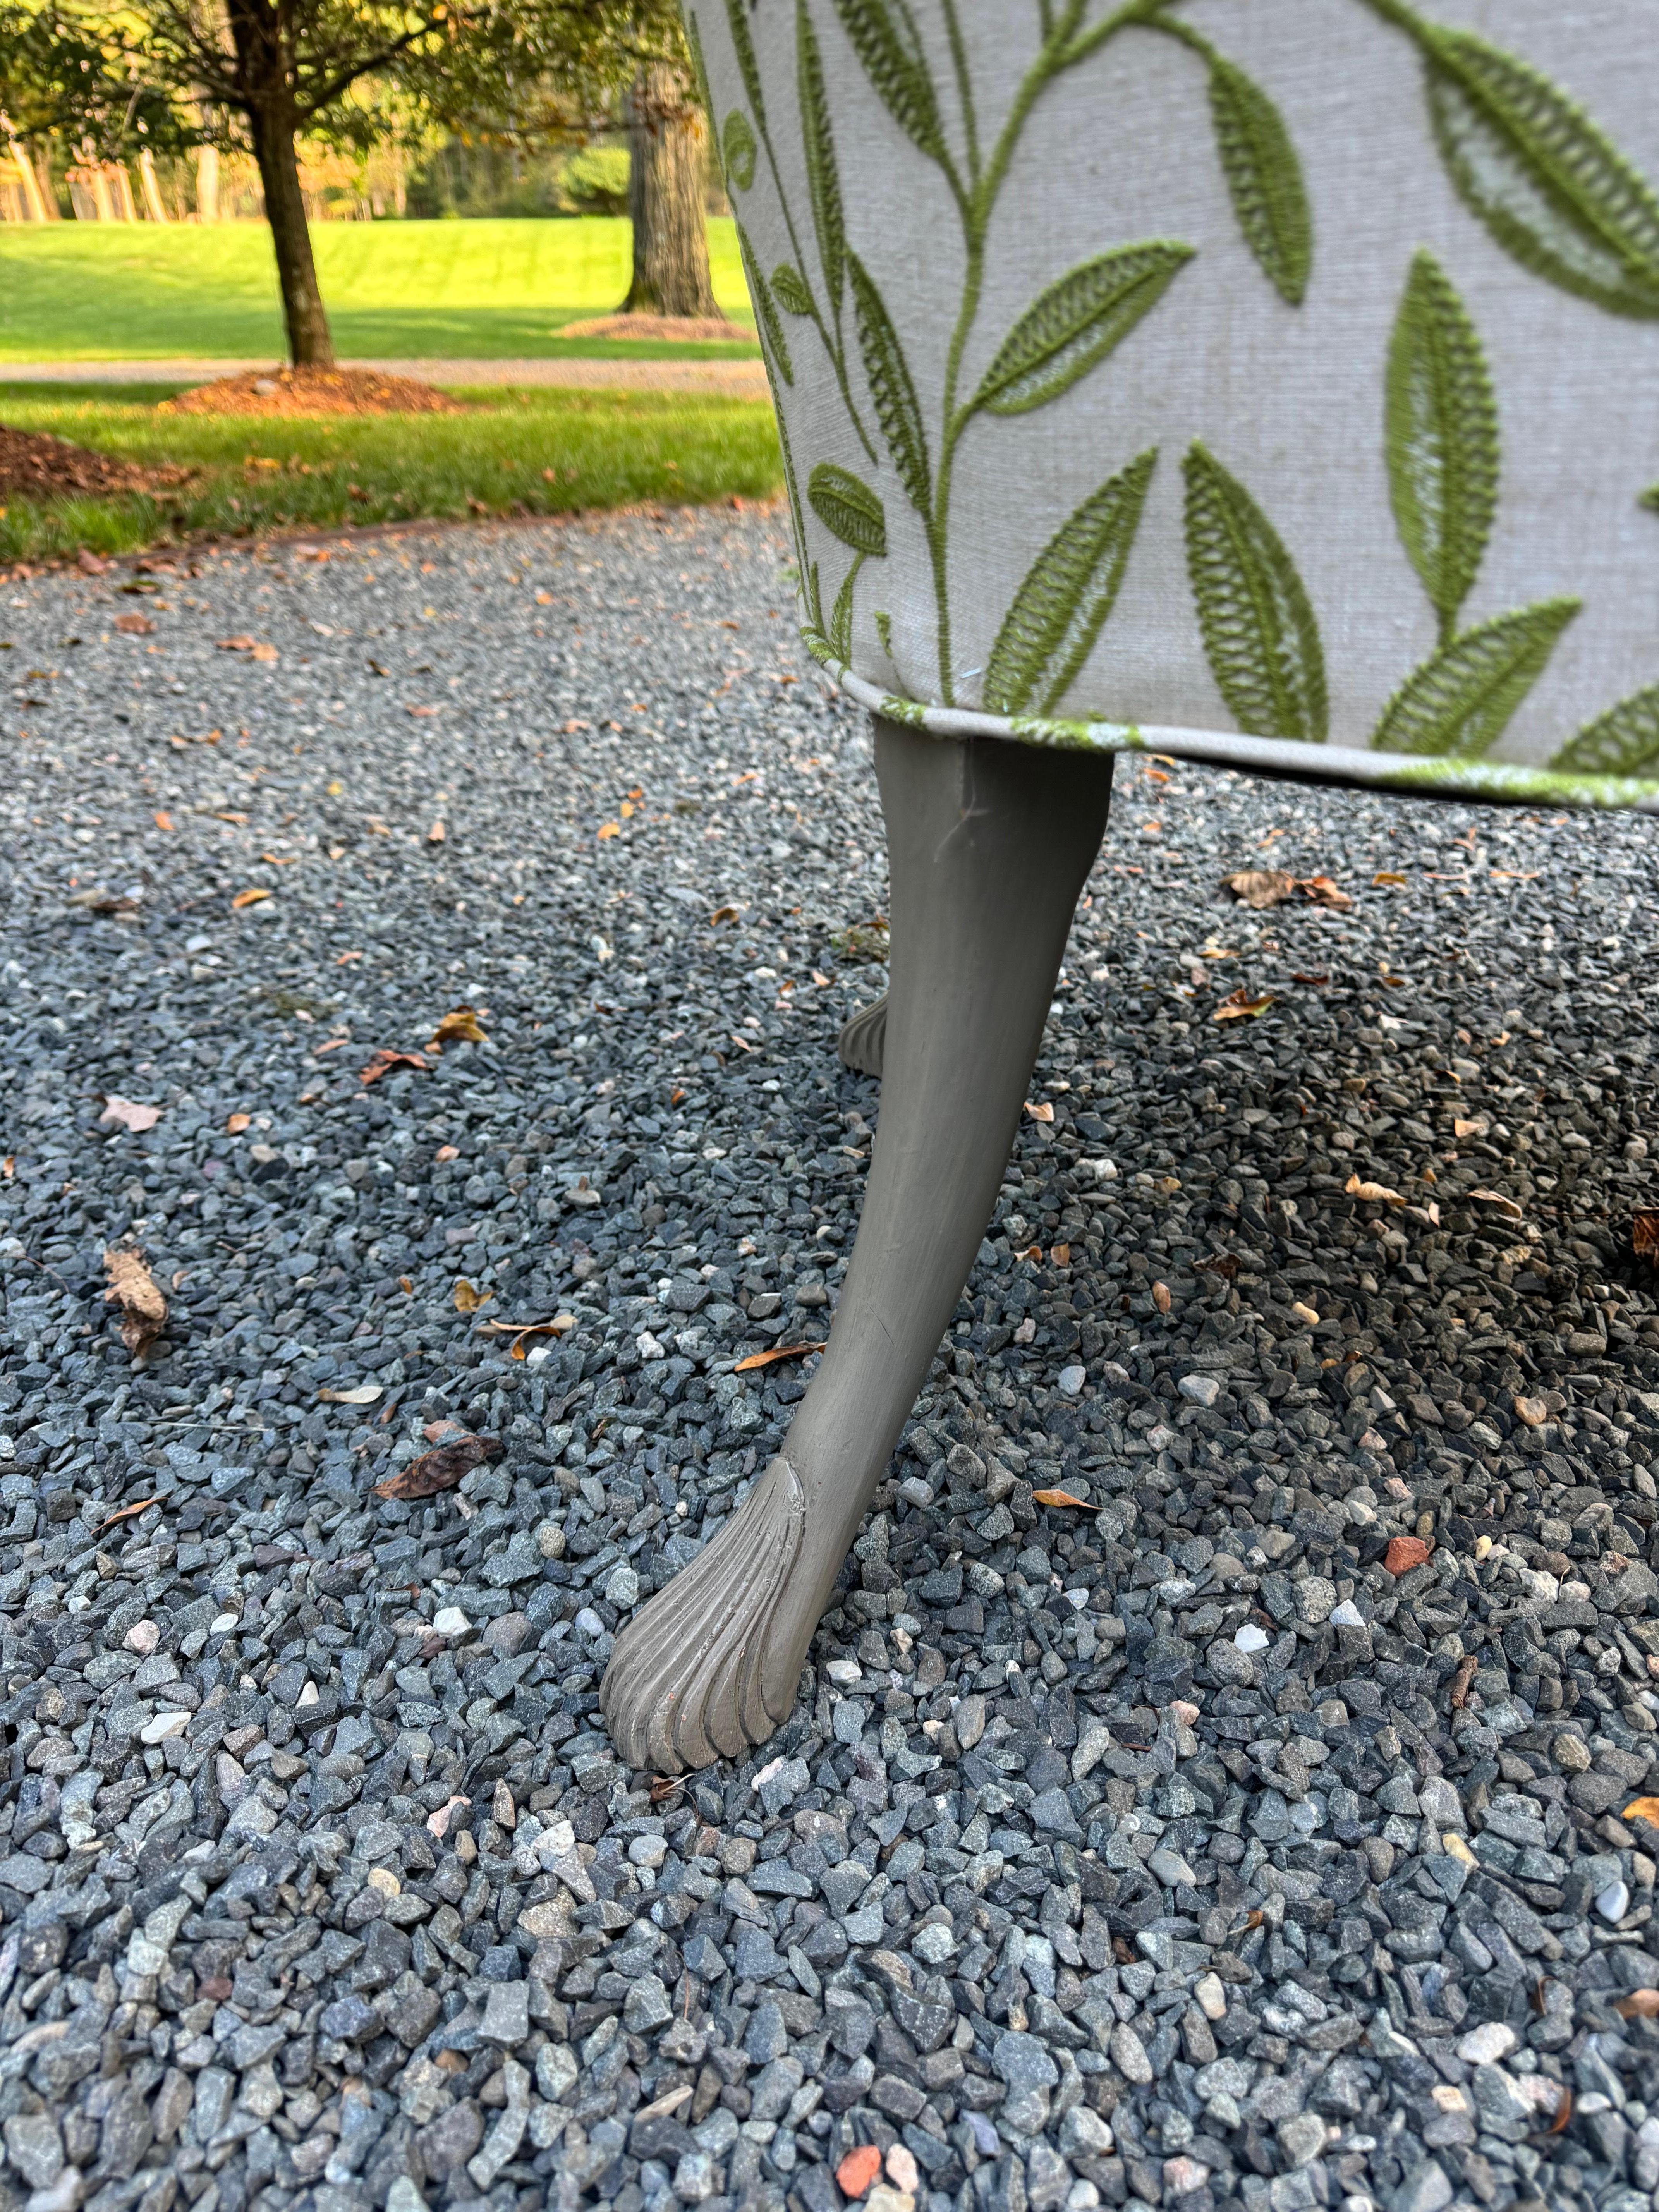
[604,0,1659,1771]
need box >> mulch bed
[160,366,467,418]
[0,424,191,503]
[559,312,756,343]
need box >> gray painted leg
[601,718,1115,1771]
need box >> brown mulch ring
[0,424,192,503]
[160,366,468,419]
[558,313,756,344]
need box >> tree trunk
[3,129,50,222]
[247,97,334,366]
[137,149,168,223]
[622,61,717,319]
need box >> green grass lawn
[0,218,756,362]
[0,382,781,563]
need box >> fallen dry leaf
[734,1341,827,1373]
[231,887,270,910]
[1373,871,1407,886]
[114,611,154,636]
[1152,1280,1172,1313]
[226,1111,251,1134]
[1547,2088,1573,2136]
[598,822,620,840]
[1051,1243,1071,1266]
[1024,1100,1055,1124]
[217,635,254,651]
[1223,868,1296,909]
[1614,1990,1659,2020]
[428,819,446,843]
[375,1432,501,1499]
[1623,1796,1659,1829]
[99,1096,161,1134]
[1300,874,1352,909]
[1634,1211,1659,1261]
[250,641,277,663]
[1214,988,1276,1021]
[99,1494,161,1531]
[429,1005,487,1048]
[103,1249,167,1355]
[1449,1654,1479,1710]
[317,1384,383,1406]
[1468,1187,1524,1221]
[709,904,742,925]
[1384,1535,1432,1575]
[1033,1489,1098,1511]
[452,1279,493,1313]
[153,810,174,831]
[1452,1116,1488,1140]
[1345,1174,1405,1206]
[1291,972,1329,986]
[359,1048,429,1087]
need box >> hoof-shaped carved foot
[838,993,887,1078]
[601,1456,810,1773]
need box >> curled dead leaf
[1024,1100,1055,1124]
[708,905,742,925]
[375,1432,501,1499]
[1300,874,1352,909]
[1614,1989,1659,2019]
[317,1384,383,1406]
[598,822,620,840]
[1468,1187,1524,1221]
[1633,1211,1659,1261]
[452,1279,493,1312]
[1033,1489,1098,1511]
[734,1341,827,1373]
[226,1111,251,1134]
[1452,1116,1488,1140]
[1214,988,1276,1021]
[231,887,271,910]
[360,1048,429,1087]
[99,1096,161,1133]
[153,810,174,831]
[103,1249,167,1355]
[429,1005,487,1048]
[100,1494,161,1530]
[1223,869,1295,909]
[649,1775,685,1804]
[1345,1174,1405,1207]
[1547,2088,1573,2137]
[114,611,154,636]
[1051,1242,1071,1266]
[1373,871,1407,886]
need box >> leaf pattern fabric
[697,0,1659,810]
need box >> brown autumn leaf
[115,611,155,635]
[1214,988,1276,1022]
[231,887,270,910]
[1449,1654,1479,1710]
[1547,2088,1573,2136]
[1468,1187,1524,1221]
[1300,874,1352,909]
[359,1048,429,1087]
[1033,1489,1098,1511]
[100,1494,161,1531]
[1051,1242,1071,1266]
[1623,1795,1659,1829]
[1152,1280,1172,1313]
[226,1111,251,1134]
[452,1278,493,1313]
[709,905,742,925]
[734,1341,827,1373]
[1291,972,1329,986]
[99,1095,161,1133]
[1345,1174,1405,1206]
[103,1249,167,1355]
[649,1775,685,1805]
[217,635,256,651]
[597,822,620,841]
[1024,1100,1055,1123]
[1373,871,1407,886]
[153,811,174,831]
[1633,1211,1659,1261]
[429,1005,487,1048]
[250,642,278,663]
[1614,1990,1659,2020]
[1452,1116,1489,1140]
[1223,869,1296,909]
[428,819,446,843]
[374,1432,501,1499]
[317,1384,383,1405]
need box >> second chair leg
[602,716,1115,1771]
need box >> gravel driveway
[3,507,1659,2212]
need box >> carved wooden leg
[602,717,1115,1771]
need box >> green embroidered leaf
[828,556,862,660]
[797,1,845,311]
[723,0,767,134]
[972,245,1195,417]
[722,110,757,192]
[772,264,814,316]
[1420,28,1659,318]
[848,252,930,515]
[829,0,945,163]
[1643,484,1659,515]
[1386,249,1498,635]
[1371,599,1579,757]
[1182,443,1327,742]
[1550,684,1659,774]
[1207,54,1312,306]
[807,463,887,555]
[983,449,1156,716]
[874,609,893,658]
[737,224,793,385]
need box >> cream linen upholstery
[692,0,1659,808]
